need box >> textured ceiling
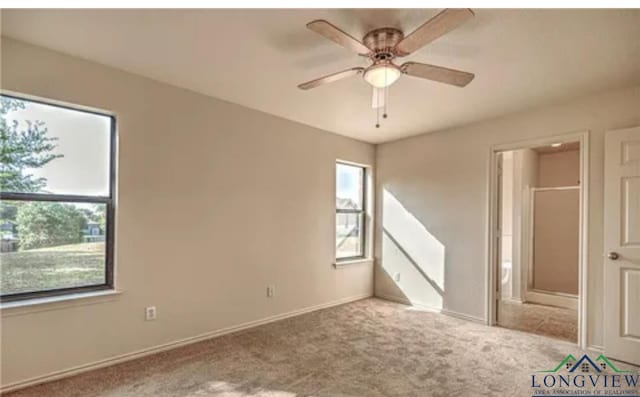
[2,9,640,143]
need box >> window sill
[1,289,123,317]
[333,258,374,268]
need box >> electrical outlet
[267,285,275,298]
[394,272,401,282]
[145,306,157,321]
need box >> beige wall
[538,149,581,187]
[0,38,374,388]
[532,189,580,295]
[374,83,640,348]
[531,149,581,296]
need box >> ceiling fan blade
[395,9,474,56]
[402,62,474,87]
[371,87,386,109]
[307,20,371,56]
[298,67,365,90]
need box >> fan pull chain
[375,82,381,128]
[383,68,388,119]
[383,85,388,119]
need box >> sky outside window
[3,98,111,196]
[336,163,363,209]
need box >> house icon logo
[539,354,632,374]
[531,354,639,395]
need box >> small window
[0,94,115,301]
[336,162,366,260]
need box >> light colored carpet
[498,300,578,343]
[5,298,638,397]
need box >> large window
[336,162,366,260]
[0,94,115,301]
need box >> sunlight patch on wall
[381,189,445,309]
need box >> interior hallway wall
[532,188,580,295]
[538,149,581,187]
[532,149,581,295]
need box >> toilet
[501,260,512,299]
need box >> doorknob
[608,252,620,260]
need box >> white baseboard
[440,309,486,324]
[375,291,412,305]
[525,290,578,310]
[587,344,604,353]
[1,292,372,394]
[375,293,485,324]
[502,297,524,304]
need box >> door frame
[485,130,589,349]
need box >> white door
[604,126,640,365]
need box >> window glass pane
[0,200,107,296]
[1,95,111,196]
[336,213,363,258]
[336,163,364,210]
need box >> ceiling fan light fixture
[363,63,401,88]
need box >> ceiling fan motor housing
[363,27,405,61]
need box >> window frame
[0,93,116,302]
[335,161,367,262]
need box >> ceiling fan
[297,9,476,127]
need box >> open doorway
[491,138,586,345]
